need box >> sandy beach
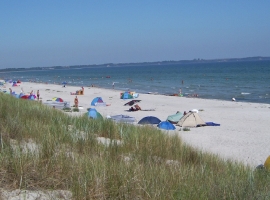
[5,82,270,168]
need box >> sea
[1,60,270,104]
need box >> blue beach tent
[166,112,183,124]
[138,116,161,125]
[121,92,133,99]
[88,108,103,119]
[91,97,106,106]
[157,121,176,130]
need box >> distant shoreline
[1,56,270,72]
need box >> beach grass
[1,93,270,199]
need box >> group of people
[8,88,41,101]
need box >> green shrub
[183,127,190,131]
[63,107,72,112]
[72,107,79,112]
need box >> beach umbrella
[157,121,176,130]
[124,100,141,106]
[52,97,64,102]
[138,116,161,125]
[62,81,67,85]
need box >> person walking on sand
[74,96,79,107]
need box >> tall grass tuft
[0,93,270,199]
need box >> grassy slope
[0,93,270,199]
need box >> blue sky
[1,1,270,68]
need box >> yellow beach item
[264,156,270,170]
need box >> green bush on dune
[0,93,270,199]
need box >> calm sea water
[1,60,270,104]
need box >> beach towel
[205,122,220,126]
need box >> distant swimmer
[182,80,184,85]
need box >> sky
[1,1,270,69]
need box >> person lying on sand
[129,104,141,111]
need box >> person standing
[74,96,79,107]
[37,90,40,100]
[112,82,115,89]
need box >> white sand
[6,82,270,167]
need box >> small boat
[106,76,111,78]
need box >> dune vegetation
[0,93,270,199]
